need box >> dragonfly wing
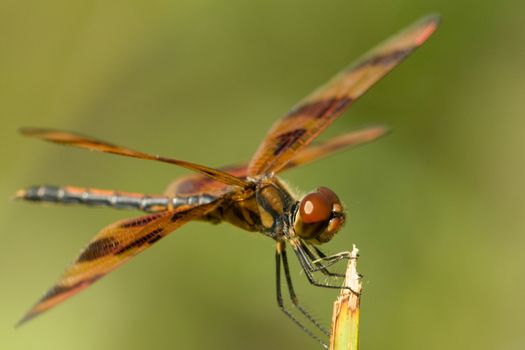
[20,128,248,188]
[166,125,388,195]
[280,125,389,171]
[164,164,248,197]
[247,15,440,176]
[18,201,220,326]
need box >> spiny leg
[292,240,359,294]
[275,242,328,348]
[302,244,345,278]
[292,243,342,289]
[280,243,330,336]
[311,250,354,271]
[300,240,354,274]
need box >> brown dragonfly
[16,15,440,347]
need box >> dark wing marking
[20,128,248,188]
[247,15,440,176]
[17,201,220,326]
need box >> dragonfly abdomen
[16,185,216,213]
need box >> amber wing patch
[17,202,219,325]
[247,15,440,176]
[20,128,248,188]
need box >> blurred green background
[2,1,525,349]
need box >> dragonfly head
[293,187,345,244]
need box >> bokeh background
[1,1,524,349]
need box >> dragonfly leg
[275,242,328,348]
[302,245,346,278]
[292,242,360,295]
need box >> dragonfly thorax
[293,187,345,244]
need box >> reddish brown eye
[296,187,344,243]
[300,192,331,224]
[317,186,340,205]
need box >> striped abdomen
[16,185,216,213]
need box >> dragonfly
[16,14,440,347]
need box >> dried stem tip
[329,245,362,350]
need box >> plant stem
[329,245,362,350]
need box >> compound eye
[317,187,340,205]
[300,192,331,224]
